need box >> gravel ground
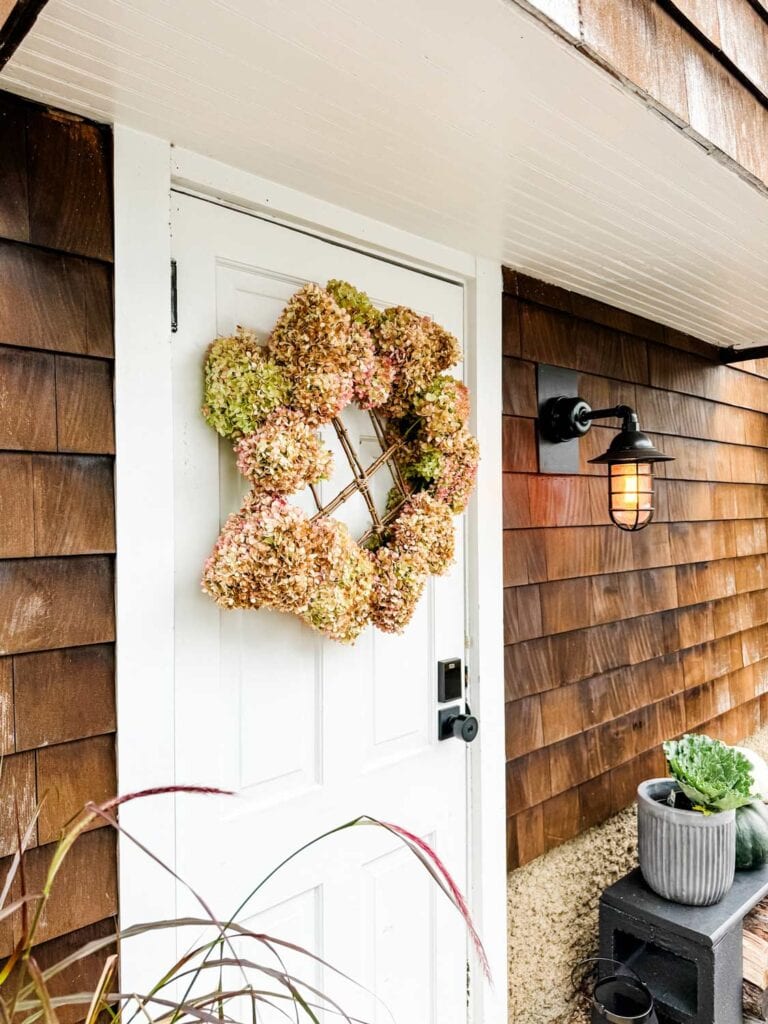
[506,806,637,1023]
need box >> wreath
[200,279,479,644]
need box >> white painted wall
[114,129,507,1021]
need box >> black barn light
[539,395,673,532]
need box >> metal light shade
[589,428,673,532]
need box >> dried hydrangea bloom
[291,369,355,426]
[301,518,375,643]
[432,429,480,514]
[375,308,462,417]
[235,409,333,495]
[268,283,352,370]
[427,321,462,369]
[412,375,470,441]
[390,493,454,575]
[347,323,388,404]
[268,283,380,408]
[324,282,399,408]
[354,354,395,409]
[397,424,478,515]
[369,546,428,634]
[326,279,383,330]
[201,494,314,613]
[202,330,291,439]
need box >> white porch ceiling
[4,0,768,352]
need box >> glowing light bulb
[608,463,653,531]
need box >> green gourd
[735,801,768,871]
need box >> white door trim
[114,128,507,1022]
[113,127,177,982]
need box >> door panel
[171,192,467,1023]
[362,840,436,1023]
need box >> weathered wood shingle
[0,90,116,961]
[504,271,768,869]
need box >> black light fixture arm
[539,396,640,443]
[579,405,639,431]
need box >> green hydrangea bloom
[202,333,291,439]
[326,279,382,329]
[402,444,444,486]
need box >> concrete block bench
[599,866,768,1024]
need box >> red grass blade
[361,818,491,983]
[98,786,234,812]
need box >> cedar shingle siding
[0,89,116,979]
[524,0,768,188]
[503,270,768,870]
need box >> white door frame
[113,126,506,1023]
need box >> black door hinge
[171,259,178,333]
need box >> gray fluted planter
[637,778,735,906]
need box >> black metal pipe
[580,405,639,431]
[719,345,768,364]
[0,0,50,71]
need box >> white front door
[169,192,470,1023]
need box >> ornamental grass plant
[0,786,488,1024]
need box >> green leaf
[663,733,756,813]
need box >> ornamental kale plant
[663,733,756,813]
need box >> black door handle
[438,707,479,743]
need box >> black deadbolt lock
[438,706,479,743]
[437,658,463,703]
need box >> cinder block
[598,867,768,1024]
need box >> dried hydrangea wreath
[200,280,479,644]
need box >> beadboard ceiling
[4,0,768,351]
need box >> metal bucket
[574,958,657,1024]
[593,974,656,1023]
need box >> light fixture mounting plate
[536,364,582,474]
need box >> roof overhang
[3,0,768,358]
